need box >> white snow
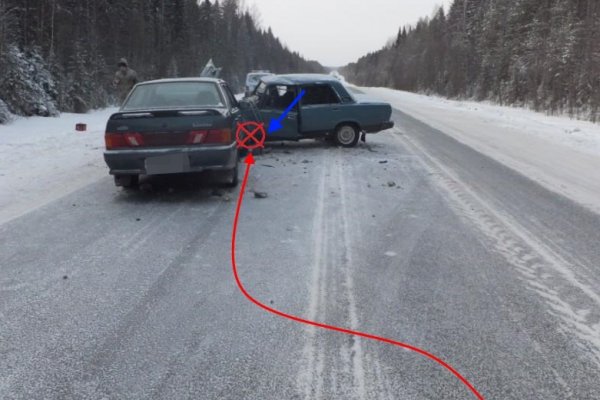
[359,87,600,214]
[0,109,117,225]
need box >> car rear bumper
[364,121,395,133]
[104,143,238,176]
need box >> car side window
[221,84,239,109]
[261,85,297,110]
[255,81,267,96]
[302,84,341,106]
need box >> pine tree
[0,0,324,119]
[341,0,600,121]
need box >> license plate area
[145,153,190,175]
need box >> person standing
[112,58,138,103]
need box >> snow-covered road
[359,87,600,213]
[1,90,600,399]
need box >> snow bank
[0,109,117,225]
[360,87,600,213]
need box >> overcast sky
[244,0,453,66]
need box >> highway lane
[1,106,600,399]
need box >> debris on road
[379,160,388,164]
[254,191,268,199]
[387,181,396,187]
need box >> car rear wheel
[223,161,239,188]
[334,124,359,147]
[114,174,139,188]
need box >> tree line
[0,0,323,122]
[341,0,600,122]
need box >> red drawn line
[231,154,485,400]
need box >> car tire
[114,174,139,188]
[223,162,239,188]
[334,124,360,147]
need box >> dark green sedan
[104,78,241,188]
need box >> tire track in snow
[297,161,328,399]
[298,151,394,399]
[400,133,600,376]
[337,152,367,400]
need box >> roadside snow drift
[360,87,600,214]
[0,109,116,224]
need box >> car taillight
[105,133,125,149]
[204,129,232,144]
[188,130,207,144]
[187,129,231,145]
[105,132,144,149]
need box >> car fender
[333,120,362,133]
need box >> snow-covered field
[360,87,600,213]
[0,109,116,225]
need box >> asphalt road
[2,105,600,399]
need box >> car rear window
[122,82,225,110]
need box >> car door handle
[332,108,340,111]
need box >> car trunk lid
[105,109,232,149]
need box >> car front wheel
[334,124,359,147]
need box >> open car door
[257,84,300,140]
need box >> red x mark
[236,122,266,150]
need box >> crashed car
[241,74,394,147]
[245,71,274,97]
[103,78,240,188]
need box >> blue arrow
[267,89,306,134]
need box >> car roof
[261,74,339,86]
[137,77,225,85]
